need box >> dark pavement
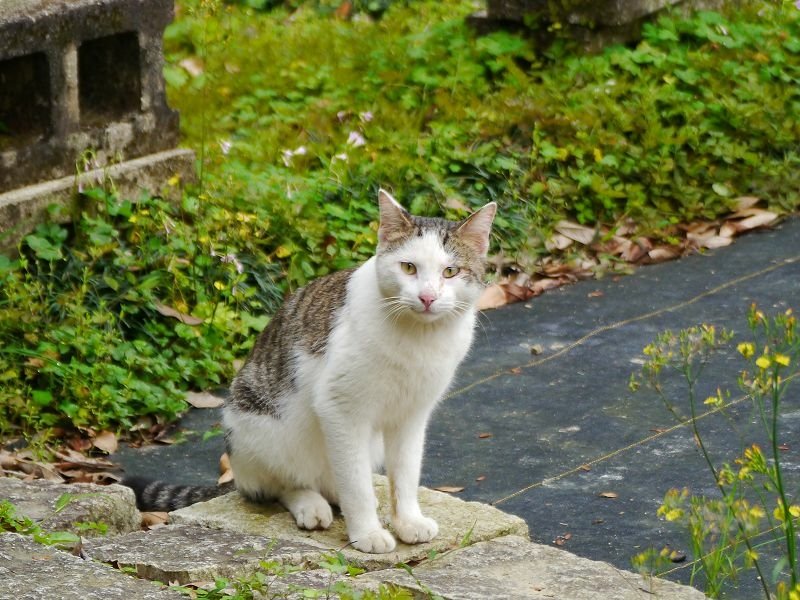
[114,216,800,599]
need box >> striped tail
[123,476,234,512]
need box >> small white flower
[219,252,244,274]
[337,110,349,122]
[219,139,232,155]
[359,111,373,122]
[332,153,348,162]
[281,146,307,166]
[347,131,366,147]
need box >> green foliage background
[1,0,799,436]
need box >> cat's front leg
[320,414,396,553]
[384,414,439,545]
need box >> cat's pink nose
[419,293,436,310]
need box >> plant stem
[770,370,797,587]
[685,371,772,599]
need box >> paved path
[115,217,800,598]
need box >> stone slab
[84,524,325,585]
[0,478,139,537]
[356,535,708,599]
[171,475,529,571]
[0,148,195,252]
[0,533,183,600]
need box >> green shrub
[165,0,800,282]
[0,188,282,435]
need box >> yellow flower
[774,353,791,367]
[745,549,759,562]
[756,356,771,369]
[593,148,603,163]
[213,281,226,290]
[790,504,800,519]
[737,342,755,358]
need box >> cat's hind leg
[280,489,334,530]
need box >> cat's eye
[400,261,417,275]
[442,266,460,279]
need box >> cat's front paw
[351,528,396,553]
[392,515,439,545]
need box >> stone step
[0,477,708,599]
[170,475,530,571]
[84,524,324,585]
[354,534,707,600]
[0,533,182,600]
[0,478,139,537]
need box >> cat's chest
[340,315,473,389]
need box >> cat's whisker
[474,309,492,340]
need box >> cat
[126,189,496,553]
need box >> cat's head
[374,189,496,324]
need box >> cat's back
[228,266,357,414]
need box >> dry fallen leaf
[554,221,597,245]
[732,196,761,211]
[218,452,234,485]
[142,512,169,529]
[475,475,486,482]
[476,284,507,311]
[154,302,204,326]
[92,430,118,454]
[545,233,574,251]
[185,391,225,409]
[218,469,235,485]
[433,485,465,494]
[648,246,681,262]
[530,278,562,295]
[179,57,204,77]
[554,532,572,546]
[598,491,619,499]
[587,290,604,298]
[478,432,493,439]
[727,210,778,233]
[500,280,535,303]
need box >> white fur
[224,203,491,553]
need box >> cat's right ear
[378,189,413,247]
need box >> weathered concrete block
[171,475,529,571]
[85,524,325,585]
[0,0,195,249]
[356,535,708,599]
[0,533,183,600]
[0,478,140,537]
[0,147,195,252]
[0,0,180,192]
[475,0,728,50]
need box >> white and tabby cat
[127,190,496,553]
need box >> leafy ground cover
[1,0,799,441]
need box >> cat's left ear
[456,202,497,256]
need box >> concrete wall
[0,0,194,250]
